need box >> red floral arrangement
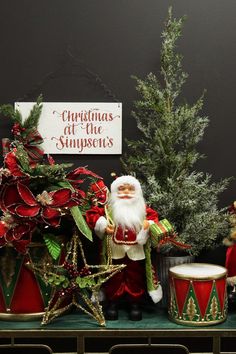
[0,96,101,256]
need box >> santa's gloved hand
[106,224,115,235]
[94,216,108,239]
[136,220,155,245]
[136,228,149,245]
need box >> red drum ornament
[168,263,227,326]
[0,244,62,321]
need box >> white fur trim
[227,276,236,287]
[94,216,108,239]
[136,228,149,245]
[110,241,145,260]
[149,285,163,303]
[91,289,105,303]
[111,175,142,194]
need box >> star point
[28,232,125,326]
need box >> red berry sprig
[58,284,77,297]
[79,266,92,277]
[63,261,80,278]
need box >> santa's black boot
[105,302,118,320]
[129,302,142,321]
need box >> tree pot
[156,254,194,308]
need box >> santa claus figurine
[86,175,162,321]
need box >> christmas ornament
[149,219,190,250]
[28,231,125,326]
[169,263,227,326]
[86,175,163,321]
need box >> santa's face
[109,182,146,231]
[117,183,135,200]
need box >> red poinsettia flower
[1,182,80,227]
[66,167,101,199]
[0,214,36,253]
[4,150,25,177]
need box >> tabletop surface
[0,306,236,333]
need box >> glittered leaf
[76,276,96,288]
[43,234,61,260]
[62,279,70,288]
[70,206,93,241]
[59,275,66,282]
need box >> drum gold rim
[169,263,227,280]
[0,312,44,321]
[168,315,227,327]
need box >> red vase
[0,244,58,320]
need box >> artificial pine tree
[122,7,230,256]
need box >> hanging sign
[15,102,122,154]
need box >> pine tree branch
[122,7,231,256]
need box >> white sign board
[15,102,122,154]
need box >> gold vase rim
[0,312,44,321]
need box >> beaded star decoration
[29,231,125,326]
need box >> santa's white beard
[109,193,146,232]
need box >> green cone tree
[122,8,230,256]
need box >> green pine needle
[122,7,231,256]
[22,95,43,131]
[0,104,23,124]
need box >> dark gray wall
[0,0,235,206]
